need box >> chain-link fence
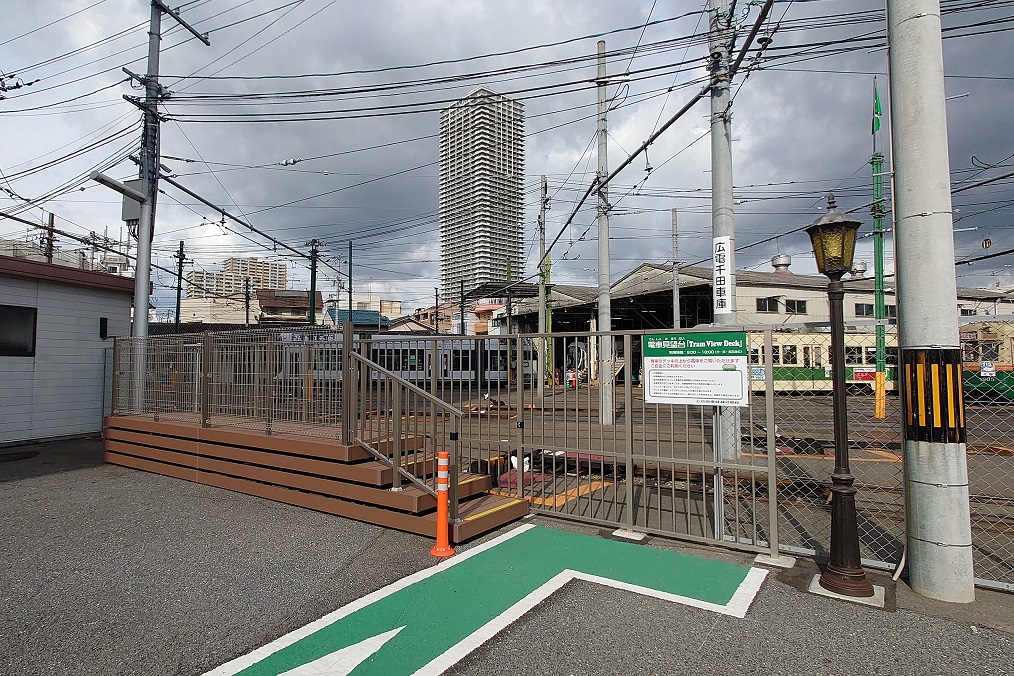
[747,327,906,570]
[959,320,1014,591]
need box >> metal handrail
[350,351,467,417]
[349,350,464,512]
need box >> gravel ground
[2,437,1011,676]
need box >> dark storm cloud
[2,0,1012,315]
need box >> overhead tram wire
[0,0,112,48]
[160,10,707,83]
[167,38,708,106]
[173,0,341,94]
[154,171,346,280]
[1,0,292,102]
[168,0,309,93]
[532,0,774,282]
[165,59,706,122]
[172,28,711,99]
[236,83,685,222]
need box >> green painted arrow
[206,525,766,676]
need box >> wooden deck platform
[103,415,528,543]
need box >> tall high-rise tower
[439,87,525,300]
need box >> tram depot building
[507,259,1014,334]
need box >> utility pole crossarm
[122,67,169,97]
[154,0,211,45]
[123,95,168,121]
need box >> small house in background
[388,316,436,334]
[0,255,134,444]
[256,289,325,323]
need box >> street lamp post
[807,194,875,598]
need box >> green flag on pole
[872,81,882,135]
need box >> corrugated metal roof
[327,308,391,326]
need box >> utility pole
[887,0,974,602]
[538,175,549,399]
[173,240,185,327]
[871,77,888,420]
[596,40,614,426]
[44,213,54,264]
[308,239,320,325]
[460,279,465,335]
[710,0,740,465]
[125,1,209,339]
[244,277,250,327]
[672,208,681,329]
[434,287,440,334]
[347,241,353,322]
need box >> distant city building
[186,257,287,299]
[439,87,524,299]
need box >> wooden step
[103,414,527,541]
[446,494,531,542]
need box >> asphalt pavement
[2,436,1012,676]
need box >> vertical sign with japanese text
[642,331,749,407]
[713,236,733,316]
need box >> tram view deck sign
[643,331,749,407]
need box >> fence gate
[419,328,782,557]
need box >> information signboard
[642,331,749,407]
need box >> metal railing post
[152,341,161,422]
[624,333,635,533]
[200,332,212,428]
[449,413,461,522]
[265,337,274,435]
[515,334,526,499]
[764,328,780,557]
[341,321,354,446]
[111,338,121,416]
[392,382,403,491]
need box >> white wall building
[0,255,133,444]
[439,87,524,299]
[179,295,261,324]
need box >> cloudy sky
[2,0,1012,318]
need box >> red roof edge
[0,255,136,295]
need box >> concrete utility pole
[347,241,353,321]
[309,239,320,325]
[672,208,681,329]
[125,1,209,339]
[538,175,549,400]
[596,40,614,426]
[887,0,974,603]
[244,277,250,327]
[434,287,440,333]
[173,240,185,327]
[710,0,739,464]
[44,213,54,264]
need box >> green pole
[871,77,887,419]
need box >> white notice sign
[642,332,749,407]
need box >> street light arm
[89,171,147,204]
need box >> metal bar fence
[107,322,1014,588]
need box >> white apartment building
[439,87,524,299]
[186,257,287,299]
